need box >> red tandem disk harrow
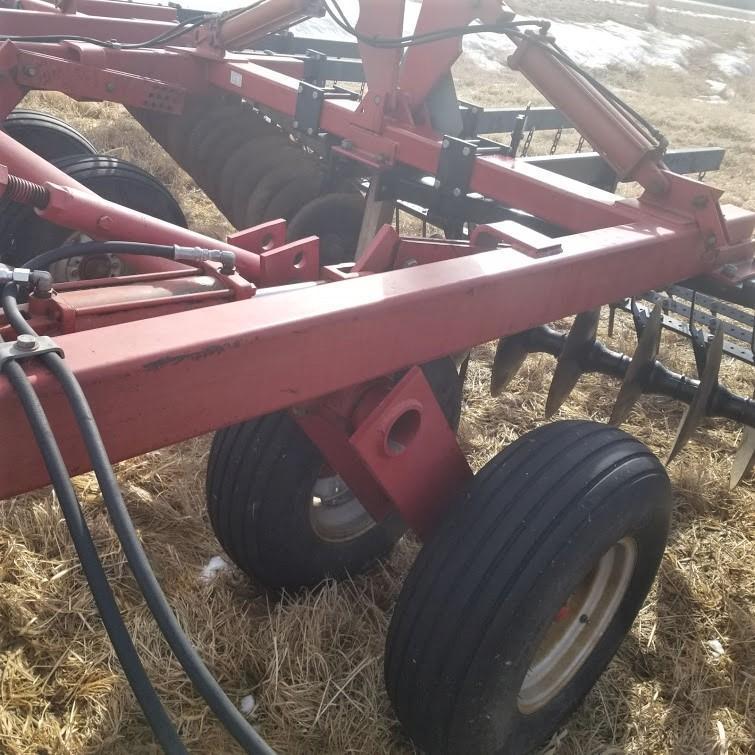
[0,0,753,752]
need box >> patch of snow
[200,555,230,583]
[462,19,702,73]
[694,95,727,104]
[696,78,729,103]
[198,0,751,77]
[239,694,256,716]
[706,79,727,94]
[706,638,726,657]
[712,49,752,77]
[599,0,755,24]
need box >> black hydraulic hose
[23,241,176,272]
[0,357,187,755]
[2,284,275,755]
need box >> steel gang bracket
[435,135,477,199]
[293,81,325,136]
[294,367,472,540]
[349,366,472,538]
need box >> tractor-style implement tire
[205,358,462,591]
[385,420,671,755]
[2,109,96,162]
[0,155,186,274]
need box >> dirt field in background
[0,3,753,754]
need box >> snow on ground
[464,19,702,72]
[200,0,753,76]
[199,555,230,582]
[712,49,753,76]
[239,694,256,716]
[596,0,755,23]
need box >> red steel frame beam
[53,0,179,22]
[0,7,185,43]
[0,38,735,238]
[0,1,742,238]
[2,218,753,499]
[0,0,753,504]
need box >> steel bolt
[97,215,113,230]
[403,258,418,268]
[307,127,314,135]
[292,120,299,129]
[340,139,353,150]
[462,146,472,157]
[298,85,304,93]
[705,232,717,250]
[312,90,319,99]
[692,195,709,209]
[722,263,738,279]
[105,82,116,93]
[374,95,381,105]
[442,138,450,149]
[15,334,37,352]
[433,178,441,189]
[23,66,37,77]
[452,187,462,197]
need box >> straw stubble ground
[1,3,753,754]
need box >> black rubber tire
[287,192,365,267]
[205,358,463,590]
[2,108,96,161]
[385,420,672,755]
[0,155,186,268]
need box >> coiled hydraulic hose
[0,283,274,755]
[2,282,274,755]
[0,349,187,755]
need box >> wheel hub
[309,473,376,543]
[517,537,638,714]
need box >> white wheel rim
[309,474,376,543]
[518,537,638,714]
[47,231,123,283]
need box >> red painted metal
[2,219,753,498]
[0,265,255,338]
[294,382,400,525]
[0,0,753,537]
[508,33,671,195]
[209,0,322,50]
[15,47,189,114]
[0,134,323,285]
[54,0,178,22]
[349,366,472,537]
[399,0,511,109]
[0,7,183,44]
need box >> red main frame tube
[2,216,753,499]
[0,132,271,281]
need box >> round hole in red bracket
[261,234,275,251]
[385,409,421,456]
[293,251,305,269]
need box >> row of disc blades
[491,305,755,488]
[128,97,366,266]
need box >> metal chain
[520,128,534,157]
[549,127,562,155]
